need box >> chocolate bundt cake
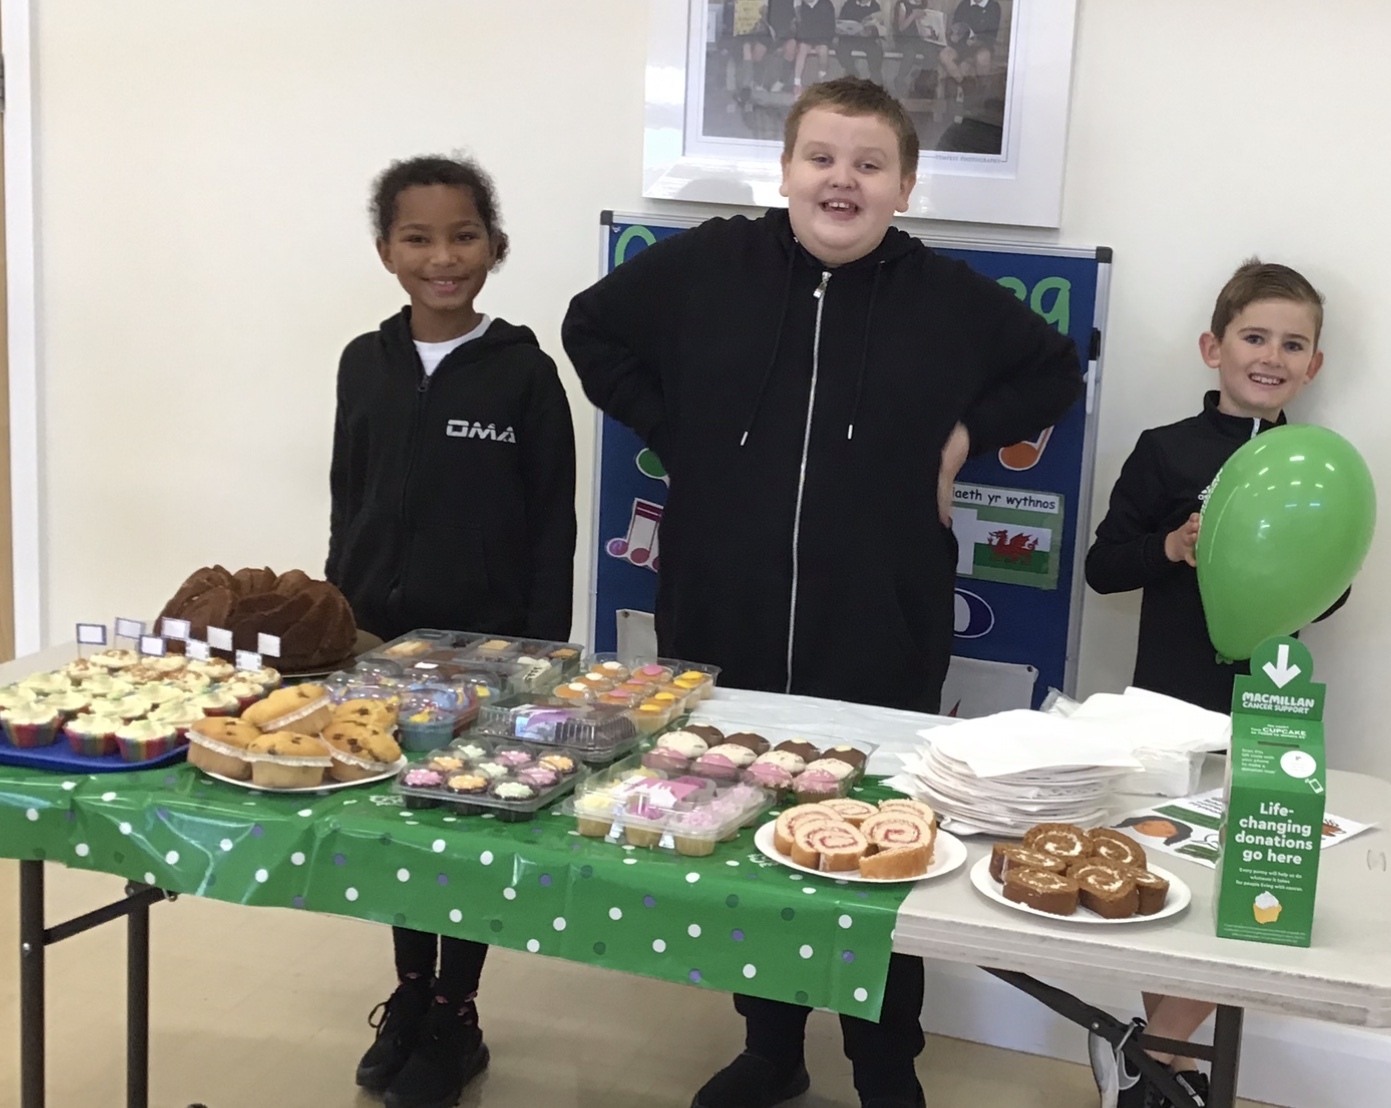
[159,566,357,670]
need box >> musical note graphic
[998,426,1053,472]
[607,498,664,572]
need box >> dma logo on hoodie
[446,419,516,443]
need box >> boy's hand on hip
[938,423,970,526]
[1165,512,1201,567]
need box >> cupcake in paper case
[173,671,213,695]
[246,666,282,691]
[64,713,124,757]
[655,730,709,759]
[138,655,188,676]
[743,761,794,795]
[400,767,445,809]
[75,672,136,699]
[3,703,62,748]
[86,695,150,722]
[191,688,241,718]
[149,699,206,743]
[793,768,843,804]
[18,672,72,699]
[186,658,236,682]
[141,682,188,711]
[115,719,179,763]
[221,678,266,712]
[43,689,91,722]
[1253,891,1282,925]
[88,648,139,671]
[0,685,39,711]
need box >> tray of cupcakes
[643,722,876,803]
[368,629,584,696]
[969,822,1191,924]
[561,754,772,856]
[0,650,283,773]
[393,737,586,821]
[474,699,642,765]
[186,683,405,791]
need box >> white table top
[10,650,1390,1026]
[699,687,1391,1029]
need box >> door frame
[2,0,40,654]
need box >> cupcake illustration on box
[1253,891,1281,925]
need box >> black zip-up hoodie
[327,309,576,643]
[563,210,1082,713]
[1086,391,1348,713]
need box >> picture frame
[642,0,1079,228]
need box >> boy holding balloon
[1085,258,1351,1107]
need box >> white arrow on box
[1263,644,1302,688]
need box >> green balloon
[1197,424,1376,661]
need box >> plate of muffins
[969,823,1190,924]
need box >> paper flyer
[1110,788,1372,869]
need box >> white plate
[753,821,967,884]
[968,856,1191,925]
[199,758,406,794]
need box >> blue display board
[590,213,1111,705]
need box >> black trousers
[734,953,925,1099]
[392,926,488,1007]
[835,36,885,83]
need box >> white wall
[22,1,1391,781]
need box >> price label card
[139,636,167,657]
[162,618,192,641]
[115,618,145,640]
[257,633,281,657]
[185,640,211,661]
[207,627,234,651]
[235,650,263,672]
[76,623,108,646]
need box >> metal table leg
[127,883,151,1108]
[1208,1004,1245,1108]
[19,860,46,1108]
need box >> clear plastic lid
[475,700,640,761]
[394,736,588,815]
[562,754,772,850]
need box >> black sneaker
[861,1087,926,1108]
[690,1052,811,1108]
[1116,1053,1164,1108]
[383,1001,490,1108]
[1167,1069,1209,1107]
[356,981,433,1092]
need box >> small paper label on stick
[207,627,234,651]
[162,618,192,641]
[414,662,439,670]
[185,640,211,661]
[235,650,263,672]
[76,623,108,646]
[139,636,167,657]
[115,618,145,640]
[257,633,281,657]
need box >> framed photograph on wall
[643,0,1078,227]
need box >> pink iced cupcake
[64,713,123,757]
[115,719,179,763]
[2,703,61,748]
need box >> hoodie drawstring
[739,250,799,447]
[846,262,884,441]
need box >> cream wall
[24,1,1391,777]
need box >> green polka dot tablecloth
[0,763,913,1017]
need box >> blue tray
[0,739,187,775]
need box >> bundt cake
[158,566,357,671]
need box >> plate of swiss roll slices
[969,822,1191,924]
[755,798,967,882]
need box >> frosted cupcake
[43,689,91,723]
[76,672,136,699]
[186,658,236,682]
[0,686,37,712]
[140,682,188,710]
[173,671,212,695]
[191,688,240,718]
[64,713,123,757]
[115,719,178,763]
[2,703,61,748]
[149,699,205,742]
[18,672,72,698]
[222,678,266,712]
[89,648,139,671]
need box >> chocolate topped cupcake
[686,724,725,744]
[775,740,820,763]
[822,745,867,770]
[723,731,770,755]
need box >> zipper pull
[813,271,831,299]
[418,373,430,395]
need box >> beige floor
[0,861,1275,1108]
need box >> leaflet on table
[1113,790,1371,869]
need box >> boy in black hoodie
[564,78,1081,1108]
[328,156,575,1108]
[1085,260,1340,1108]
